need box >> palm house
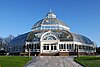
[7,11,96,56]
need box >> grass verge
[0,56,32,67]
[74,56,100,67]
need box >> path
[24,56,82,67]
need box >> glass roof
[0,39,2,45]
[56,30,73,41]
[32,18,68,28]
[72,33,94,45]
[9,32,29,46]
[8,30,94,47]
[32,12,68,29]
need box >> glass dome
[8,11,95,52]
[32,11,70,31]
[32,18,68,28]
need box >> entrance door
[43,44,58,53]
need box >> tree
[2,34,14,52]
[96,47,100,54]
[4,34,14,45]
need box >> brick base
[59,52,69,56]
[41,53,59,56]
[10,52,96,56]
[69,52,75,55]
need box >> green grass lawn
[74,56,100,67]
[0,56,32,67]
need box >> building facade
[8,11,96,56]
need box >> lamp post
[28,45,30,58]
[76,45,79,58]
[9,47,11,56]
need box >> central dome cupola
[32,10,70,31]
[46,10,56,18]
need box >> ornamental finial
[46,9,56,18]
[50,9,52,13]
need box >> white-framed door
[42,44,58,53]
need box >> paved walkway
[24,56,82,67]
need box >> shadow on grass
[74,57,85,67]
[74,56,100,67]
[78,56,100,60]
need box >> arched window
[41,31,59,41]
[43,36,57,40]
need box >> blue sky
[0,0,100,47]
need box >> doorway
[43,44,58,53]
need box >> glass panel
[27,44,28,49]
[29,44,31,49]
[67,44,69,49]
[64,44,66,49]
[47,46,49,50]
[45,26,50,28]
[43,46,46,50]
[43,36,56,40]
[37,44,40,49]
[71,44,73,49]
[54,46,57,50]
[42,26,44,28]
[61,44,63,49]
[51,46,53,50]
[32,44,33,49]
[69,44,71,49]
[59,44,61,49]
[59,44,63,49]
[35,44,36,49]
